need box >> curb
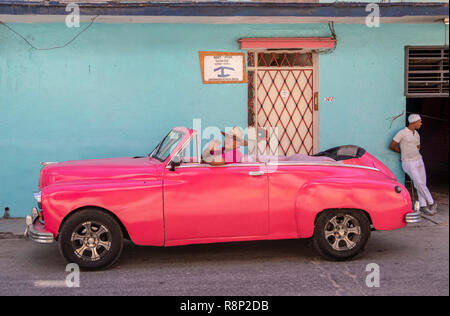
[0,232,24,240]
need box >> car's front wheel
[58,209,124,270]
[313,210,371,261]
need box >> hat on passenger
[408,114,421,124]
[221,126,248,147]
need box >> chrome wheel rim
[71,221,112,261]
[324,214,362,251]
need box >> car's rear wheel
[58,209,123,270]
[313,210,371,261]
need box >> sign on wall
[199,51,247,84]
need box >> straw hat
[220,126,248,147]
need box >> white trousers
[402,158,434,207]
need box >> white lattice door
[248,51,315,156]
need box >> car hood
[39,157,163,189]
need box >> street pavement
[0,202,448,296]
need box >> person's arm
[201,139,219,161]
[390,130,403,154]
[202,140,226,165]
[389,140,401,153]
[206,160,226,166]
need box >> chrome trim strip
[166,163,264,169]
[266,161,379,171]
[166,161,379,171]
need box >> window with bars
[405,46,449,98]
[247,51,314,156]
[247,51,313,127]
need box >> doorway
[247,51,319,157]
[406,97,449,195]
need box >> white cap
[408,114,421,124]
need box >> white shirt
[393,127,421,162]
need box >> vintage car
[25,127,421,270]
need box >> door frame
[246,50,320,155]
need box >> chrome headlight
[34,191,42,209]
[32,207,39,219]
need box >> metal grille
[248,52,314,156]
[405,46,449,98]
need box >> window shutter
[405,46,449,98]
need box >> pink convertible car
[25,127,420,270]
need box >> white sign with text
[200,52,246,84]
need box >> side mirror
[169,156,183,171]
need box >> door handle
[249,171,265,176]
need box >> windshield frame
[149,130,186,163]
[166,132,201,166]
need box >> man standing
[389,114,437,215]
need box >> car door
[163,162,269,243]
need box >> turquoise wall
[0,22,448,217]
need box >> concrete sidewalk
[0,218,26,239]
[1,193,448,238]
[414,192,449,227]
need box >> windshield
[149,130,185,162]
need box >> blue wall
[0,22,448,217]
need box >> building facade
[0,1,448,217]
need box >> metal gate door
[248,51,314,156]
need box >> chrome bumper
[405,201,421,224]
[24,208,54,244]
